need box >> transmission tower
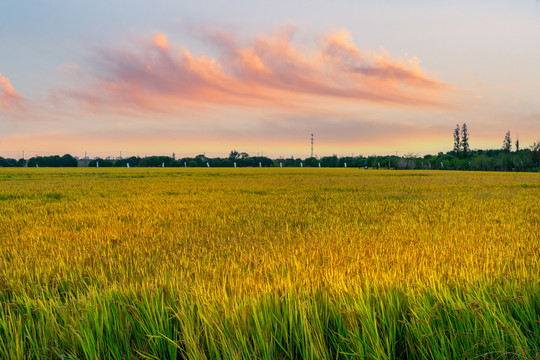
[311,133,314,158]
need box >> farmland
[0,168,539,359]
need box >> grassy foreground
[0,168,538,359]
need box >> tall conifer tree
[503,131,512,152]
[461,123,469,157]
[453,124,461,156]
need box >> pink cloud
[320,29,443,88]
[65,27,451,114]
[0,73,24,110]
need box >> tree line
[1,130,538,171]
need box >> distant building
[77,159,92,167]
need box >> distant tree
[305,157,318,167]
[0,157,17,167]
[229,150,239,159]
[283,158,297,167]
[113,156,140,167]
[27,154,77,167]
[321,155,338,167]
[453,124,461,156]
[502,131,512,152]
[89,158,113,167]
[515,138,519,152]
[461,123,469,157]
[60,154,78,167]
[530,141,540,166]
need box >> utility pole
[311,133,314,158]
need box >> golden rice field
[0,168,539,359]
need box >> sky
[1,0,539,159]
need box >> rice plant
[0,168,538,359]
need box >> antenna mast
[311,133,314,158]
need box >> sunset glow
[1,1,539,158]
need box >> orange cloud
[65,27,451,114]
[153,33,170,50]
[0,73,23,110]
